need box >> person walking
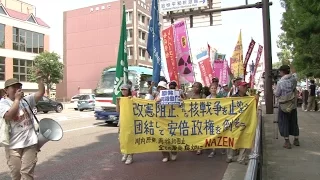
[206,83,222,158]
[0,77,45,180]
[226,81,250,165]
[274,65,300,149]
[117,84,134,165]
[306,79,316,111]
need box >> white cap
[157,81,167,89]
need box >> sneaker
[293,139,300,146]
[226,158,232,163]
[121,154,128,162]
[208,151,215,158]
[125,155,133,165]
[221,149,226,155]
[170,153,177,161]
[162,157,169,162]
[196,150,201,155]
[283,141,292,149]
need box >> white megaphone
[37,118,63,150]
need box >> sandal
[293,139,300,146]
[283,141,292,149]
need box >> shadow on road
[0,132,229,180]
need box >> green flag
[113,4,128,104]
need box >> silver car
[77,94,95,111]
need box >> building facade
[57,0,160,100]
[0,0,49,92]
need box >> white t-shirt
[0,94,38,149]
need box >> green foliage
[272,61,282,69]
[279,0,320,78]
[28,51,64,94]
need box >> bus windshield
[95,71,135,97]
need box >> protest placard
[159,90,181,105]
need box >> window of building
[12,27,44,54]
[139,30,146,42]
[127,29,133,40]
[139,48,146,60]
[126,11,132,23]
[138,13,145,24]
[0,6,7,15]
[13,58,33,82]
[0,24,4,48]
[0,56,5,80]
[127,47,133,58]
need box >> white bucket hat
[157,81,167,89]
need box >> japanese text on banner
[119,97,257,154]
[162,26,179,85]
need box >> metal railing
[244,106,263,180]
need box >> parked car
[33,96,64,115]
[70,94,81,110]
[77,94,95,111]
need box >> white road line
[63,123,108,133]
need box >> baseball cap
[120,84,130,90]
[279,65,290,71]
[4,78,22,88]
[238,81,248,86]
[222,84,228,87]
[169,81,177,87]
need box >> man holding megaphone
[0,75,45,180]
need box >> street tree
[272,61,282,69]
[29,51,64,95]
[279,0,320,78]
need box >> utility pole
[262,0,273,114]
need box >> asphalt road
[0,109,228,180]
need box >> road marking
[63,123,108,133]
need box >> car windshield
[72,96,80,100]
[79,95,90,100]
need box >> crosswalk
[36,110,95,122]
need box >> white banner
[159,0,208,13]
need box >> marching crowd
[116,75,255,165]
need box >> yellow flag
[231,30,244,78]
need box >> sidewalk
[263,107,320,180]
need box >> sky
[24,0,284,64]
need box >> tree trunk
[46,84,50,97]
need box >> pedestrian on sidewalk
[1,77,45,180]
[226,81,250,165]
[116,84,134,165]
[274,65,300,149]
[306,79,316,111]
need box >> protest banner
[119,97,257,154]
